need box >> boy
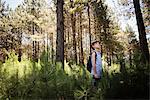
[91,41,102,86]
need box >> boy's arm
[91,52,98,78]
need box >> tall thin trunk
[133,0,149,63]
[18,28,22,62]
[94,15,97,39]
[66,23,69,62]
[38,41,39,59]
[77,17,80,64]
[70,0,77,63]
[64,15,69,62]
[56,0,64,67]
[32,22,35,60]
[79,12,84,65]
[47,33,49,61]
[68,25,70,44]
[35,41,38,62]
[88,4,91,53]
[78,15,81,64]
[106,50,111,66]
[51,32,54,64]
[129,49,132,67]
[109,53,111,66]
[64,20,67,62]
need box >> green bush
[104,52,149,99]
[3,51,147,100]
[0,51,107,100]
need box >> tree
[133,0,149,63]
[79,10,84,65]
[70,0,77,64]
[56,0,64,67]
[0,0,55,61]
[126,25,136,67]
[25,0,46,61]
[87,3,91,53]
[64,0,87,64]
[0,0,9,50]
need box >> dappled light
[0,0,149,99]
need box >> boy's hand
[94,74,99,78]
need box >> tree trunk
[66,24,69,62]
[70,0,77,64]
[56,0,64,67]
[38,41,39,59]
[51,33,54,64]
[18,28,22,62]
[77,19,80,64]
[133,0,149,63]
[47,33,49,61]
[64,18,67,62]
[88,4,92,53]
[106,51,111,66]
[129,48,132,67]
[35,41,38,62]
[32,22,35,60]
[79,12,84,65]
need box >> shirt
[91,51,102,78]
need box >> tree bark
[18,28,22,62]
[88,4,92,53]
[32,22,35,60]
[70,0,77,64]
[133,0,149,63]
[47,32,49,61]
[77,18,80,64]
[37,41,39,59]
[51,33,54,64]
[56,0,64,67]
[79,12,84,65]
[129,47,132,67]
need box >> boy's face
[93,42,100,49]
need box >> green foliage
[104,49,149,99]
[1,50,149,99]
[0,51,109,99]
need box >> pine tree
[133,0,149,63]
[56,0,64,67]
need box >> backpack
[87,51,97,72]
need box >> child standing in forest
[91,41,102,87]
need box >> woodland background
[0,0,149,99]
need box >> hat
[91,40,100,45]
